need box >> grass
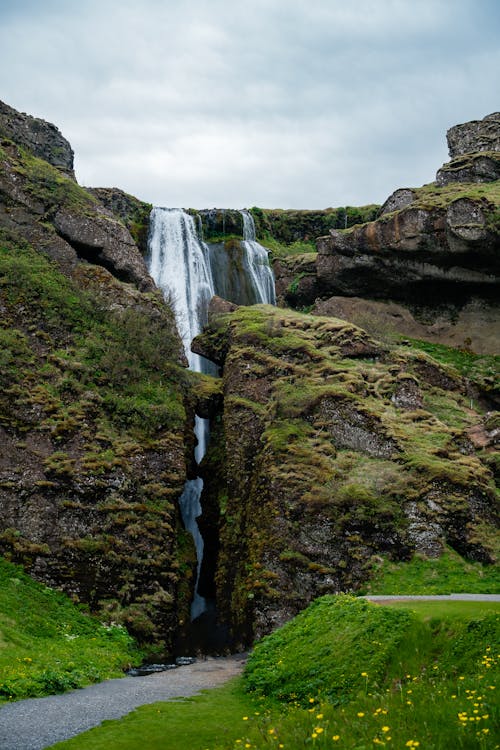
[0,558,141,702]
[365,550,500,595]
[46,596,500,750]
[0,238,186,437]
[406,339,499,389]
[49,679,262,750]
[412,180,500,213]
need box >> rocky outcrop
[378,188,416,216]
[0,102,194,652]
[273,114,500,355]
[436,152,500,186]
[446,112,500,158]
[194,305,498,645]
[316,200,499,301]
[0,137,155,292]
[273,253,319,308]
[436,113,500,185]
[53,207,154,291]
[0,99,74,177]
[88,187,152,256]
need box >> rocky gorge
[0,101,498,653]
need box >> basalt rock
[0,129,154,293]
[194,305,498,645]
[53,207,154,291]
[88,187,152,256]
[436,152,500,186]
[270,114,500,355]
[378,188,416,216]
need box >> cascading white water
[148,207,214,620]
[147,206,276,621]
[240,210,276,305]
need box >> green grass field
[48,597,500,750]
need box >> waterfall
[240,210,276,305]
[147,206,275,622]
[148,207,214,620]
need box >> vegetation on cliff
[0,225,192,651]
[194,304,498,645]
[250,205,380,257]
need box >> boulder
[446,112,500,158]
[54,207,155,291]
[378,188,416,216]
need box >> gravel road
[0,654,246,750]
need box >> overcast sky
[1,0,498,209]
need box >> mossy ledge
[194,304,499,647]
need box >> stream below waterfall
[147,208,275,622]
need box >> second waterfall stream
[147,207,275,619]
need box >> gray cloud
[1,0,499,208]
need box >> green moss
[0,140,98,216]
[0,232,190,648]
[412,179,500,213]
[250,205,380,254]
[197,302,498,640]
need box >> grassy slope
[0,558,141,702]
[48,597,499,750]
[365,548,500,595]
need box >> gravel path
[0,654,246,750]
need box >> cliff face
[272,114,500,356]
[194,303,498,646]
[0,102,194,651]
[1,100,498,656]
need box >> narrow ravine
[147,207,275,623]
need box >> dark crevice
[56,232,136,285]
